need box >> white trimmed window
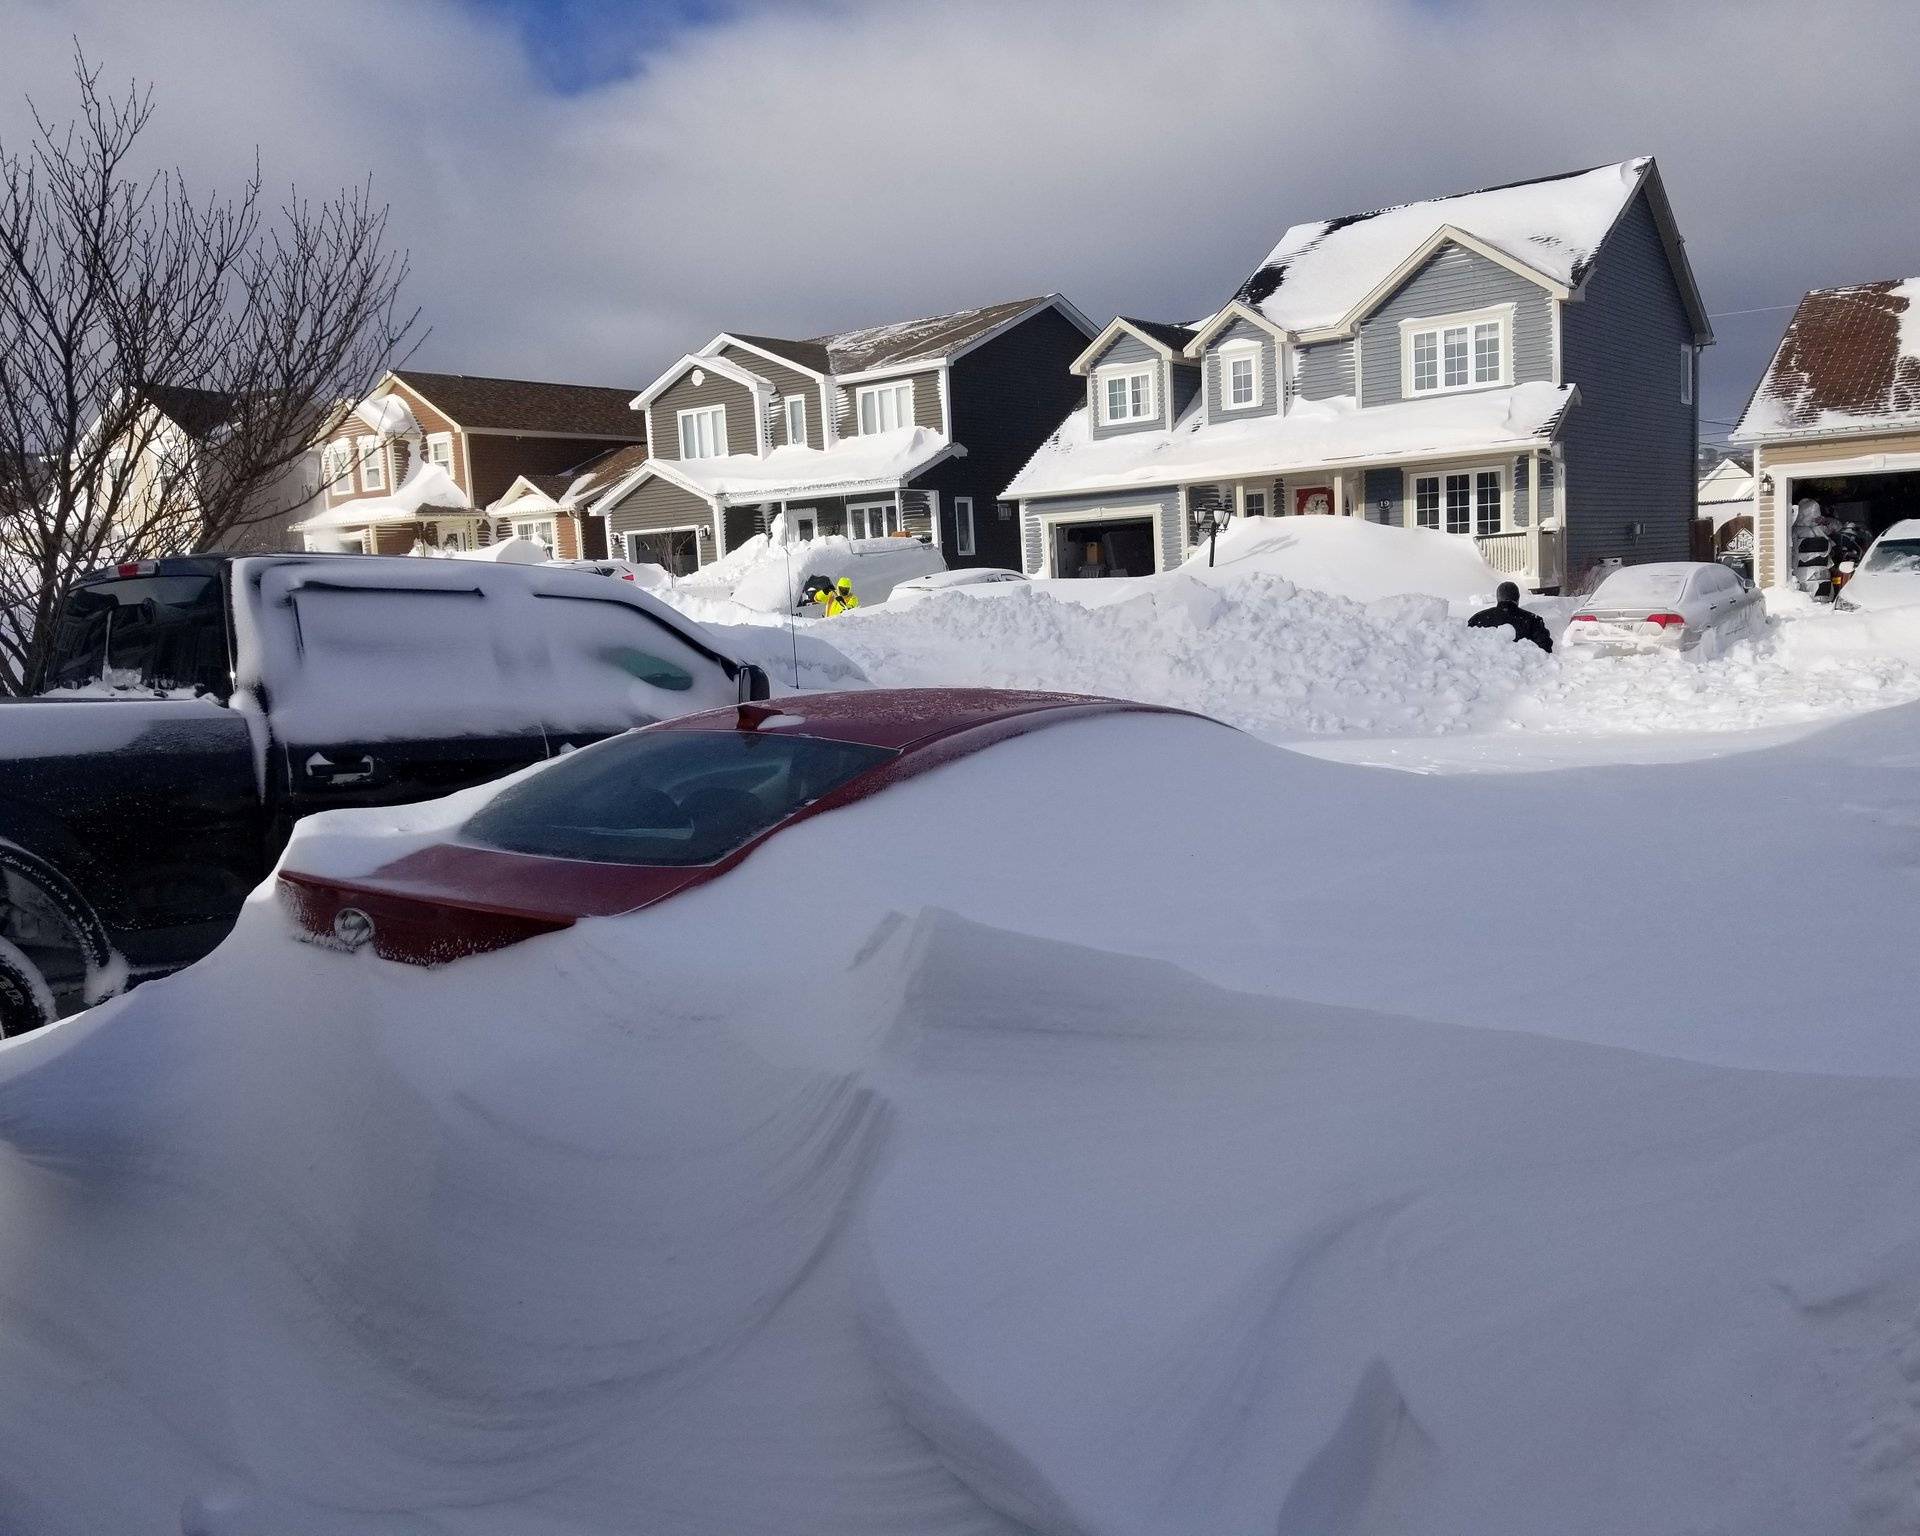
[955,497,975,557]
[324,440,354,495]
[1411,467,1505,536]
[1242,488,1268,517]
[856,381,914,435]
[426,433,455,474]
[849,500,901,539]
[1099,366,1156,425]
[1403,308,1509,396]
[678,405,727,460]
[1220,343,1262,410]
[1680,344,1694,405]
[513,517,557,555]
[784,395,808,447]
[357,436,385,491]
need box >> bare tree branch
[0,46,418,694]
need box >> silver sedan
[1564,561,1765,656]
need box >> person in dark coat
[1468,581,1553,652]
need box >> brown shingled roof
[807,296,1054,372]
[392,370,646,438]
[1735,278,1920,440]
[561,441,652,500]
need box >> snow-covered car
[886,568,1029,606]
[548,557,672,590]
[1564,561,1763,655]
[1834,519,1920,612]
[277,689,1196,963]
[731,536,947,613]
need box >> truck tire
[0,843,119,1036]
[0,934,55,1038]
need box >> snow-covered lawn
[10,519,1920,1531]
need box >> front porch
[1181,448,1564,590]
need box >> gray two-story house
[1007,159,1712,592]
[591,295,1094,574]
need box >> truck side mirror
[736,663,772,702]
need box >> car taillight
[1570,613,1597,623]
[1644,612,1687,629]
[115,561,153,577]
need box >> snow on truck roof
[1234,158,1654,334]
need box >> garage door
[627,529,702,576]
[1054,518,1155,578]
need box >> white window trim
[325,440,354,497]
[855,381,914,436]
[512,516,558,553]
[1217,339,1264,412]
[426,431,455,475]
[784,395,808,447]
[1399,305,1514,398]
[788,507,818,541]
[1680,344,1694,406]
[1095,363,1158,425]
[356,436,385,491]
[955,496,975,557]
[848,498,901,539]
[677,404,727,461]
[1404,463,1509,537]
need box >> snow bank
[1180,515,1505,606]
[9,695,1920,1531]
[691,533,945,615]
[813,569,1542,737]
[449,534,546,564]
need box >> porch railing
[1473,529,1564,589]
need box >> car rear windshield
[461,728,898,866]
[1862,539,1920,576]
[43,573,229,696]
[1590,568,1689,606]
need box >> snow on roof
[1696,457,1755,506]
[808,297,1054,372]
[1733,278,1920,441]
[293,461,472,530]
[629,428,959,507]
[1237,159,1650,333]
[1005,382,1575,501]
[352,394,419,438]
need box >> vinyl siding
[653,368,757,459]
[943,303,1093,569]
[1084,333,1168,439]
[1360,456,1546,530]
[1019,487,1183,577]
[718,345,823,449]
[837,370,943,439]
[1357,244,1555,408]
[1557,188,1698,577]
[601,474,715,560]
[1295,340,1355,402]
[1169,361,1201,421]
[464,433,633,508]
[1203,319,1279,420]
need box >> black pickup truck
[0,554,769,1034]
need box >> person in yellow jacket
[811,575,860,616]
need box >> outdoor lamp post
[1204,504,1229,568]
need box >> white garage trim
[1032,501,1170,578]
[1765,447,1920,587]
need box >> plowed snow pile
[7,711,1920,1533]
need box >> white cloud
[3,0,1917,433]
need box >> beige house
[1733,278,1920,586]
[298,371,647,558]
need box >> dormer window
[357,436,384,491]
[1099,365,1156,425]
[1403,307,1509,396]
[678,404,727,460]
[1218,341,1262,411]
[857,380,914,435]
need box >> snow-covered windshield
[462,728,897,866]
[1590,568,1689,606]
[1861,539,1920,576]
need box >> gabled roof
[143,384,244,439]
[1230,158,1708,340]
[630,351,773,411]
[1071,316,1200,374]
[390,370,646,438]
[590,430,961,514]
[723,334,834,376]
[808,294,1093,374]
[1733,278,1920,443]
[1181,300,1289,356]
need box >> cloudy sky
[3,0,1915,443]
